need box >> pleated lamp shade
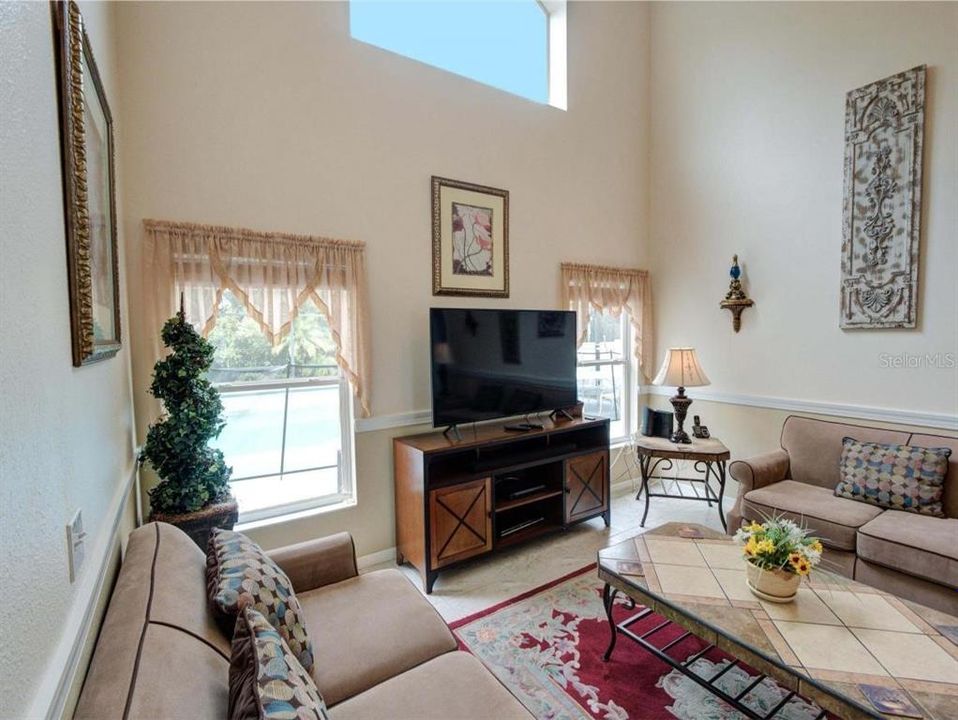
[652,348,710,388]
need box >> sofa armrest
[729,449,790,492]
[725,449,790,534]
[268,532,358,593]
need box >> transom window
[207,291,354,524]
[350,1,566,108]
[576,311,633,442]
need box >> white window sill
[235,496,357,533]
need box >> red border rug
[451,564,828,720]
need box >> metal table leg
[637,454,651,527]
[602,583,619,661]
[716,460,728,532]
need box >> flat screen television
[430,308,578,428]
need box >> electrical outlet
[66,509,86,583]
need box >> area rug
[451,565,826,720]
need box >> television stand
[504,423,534,432]
[394,417,611,593]
[550,407,575,422]
[442,424,463,441]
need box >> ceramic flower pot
[745,561,801,603]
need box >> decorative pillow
[835,437,951,516]
[229,606,329,720]
[207,528,314,672]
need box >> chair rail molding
[642,386,957,432]
[355,409,432,433]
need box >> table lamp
[652,348,710,444]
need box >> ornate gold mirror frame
[52,0,121,366]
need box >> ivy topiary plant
[141,306,233,517]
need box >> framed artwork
[53,1,121,366]
[431,176,509,297]
[840,66,925,329]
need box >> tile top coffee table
[598,522,958,720]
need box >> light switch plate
[66,509,85,583]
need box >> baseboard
[642,386,957,431]
[31,465,137,720]
[357,546,397,570]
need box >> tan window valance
[144,219,371,417]
[560,262,654,382]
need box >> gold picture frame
[431,176,509,297]
[53,0,121,366]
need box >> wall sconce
[720,255,754,332]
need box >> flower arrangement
[734,517,823,576]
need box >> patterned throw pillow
[835,437,951,516]
[207,528,314,672]
[229,606,329,720]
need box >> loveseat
[728,415,957,616]
[74,522,532,719]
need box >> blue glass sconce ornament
[720,255,754,332]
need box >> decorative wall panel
[841,65,925,329]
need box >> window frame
[349,0,566,110]
[576,311,636,444]
[539,0,567,110]
[210,338,356,525]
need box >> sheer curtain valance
[560,262,654,382]
[144,219,371,416]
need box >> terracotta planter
[151,498,239,550]
[745,561,801,603]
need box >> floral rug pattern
[452,567,825,720]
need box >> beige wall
[0,2,137,717]
[648,2,958,418]
[114,1,651,549]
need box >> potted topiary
[140,303,236,548]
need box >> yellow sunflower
[755,539,775,555]
[789,553,811,575]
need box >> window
[206,292,354,524]
[576,311,633,442]
[561,262,652,443]
[350,1,566,108]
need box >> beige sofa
[75,522,532,719]
[729,416,957,616]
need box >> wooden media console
[393,417,610,593]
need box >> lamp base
[669,388,693,444]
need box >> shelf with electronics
[393,416,611,593]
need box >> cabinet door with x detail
[564,451,608,524]
[429,477,493,569]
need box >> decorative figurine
[720,255,754,332]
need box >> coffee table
[598,522,958,720]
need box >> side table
[635,436,730,531]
